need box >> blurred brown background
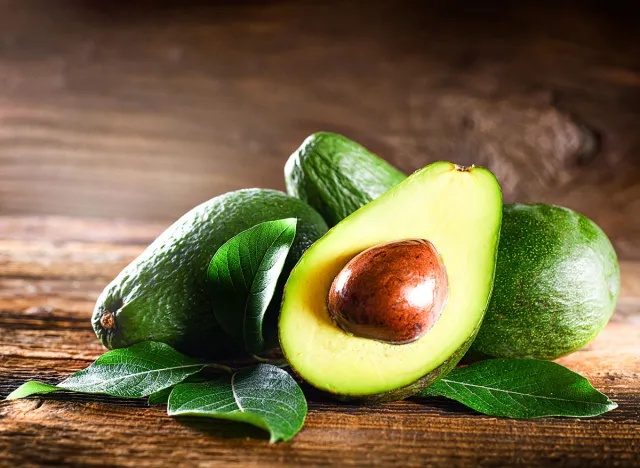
[0,0,638,258]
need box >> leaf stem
[202,358,289,374]
[202,363,235,373]
[251,355,290,368]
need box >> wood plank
[1,398,639,468]
[0,216,638,467]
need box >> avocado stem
[100,310,115,329]
[454,164,475,172]
[251,355,289,367]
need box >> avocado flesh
[279,162,502,400]
[469,203,620,360]
[92,189,328,358]
[285,132,407,227]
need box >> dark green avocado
[285,132,406,226]
[92,189,328,358]
[469,203,620,360]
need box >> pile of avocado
[92,132,619,403]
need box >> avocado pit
[327,239,448,344]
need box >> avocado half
[279,162,502,402]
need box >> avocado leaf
[417,359,617,418]
[6,381,60,400]
[207,218,297,354]
[7,342,204,400]
[168,364,307,443]
[147,374,211,406]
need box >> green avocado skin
[92,189,328,358]
[469,203,620,360]
[285,132,406,227]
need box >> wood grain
[0,0,638,259]
[0,216,638,467]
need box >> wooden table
[0,216,638,467]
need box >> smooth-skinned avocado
[92,189,328,358]
[279,162,502,402]
[469,203,620,360]
[285,132,406,227]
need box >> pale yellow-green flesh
[279,162,502,396]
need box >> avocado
[285,138,620,360]
[92,189,328,358]
[468,203,620,360]
[279,162,502,402]
[285,132,406,226]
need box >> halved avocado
[279,162,502,402]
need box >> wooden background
[0,1,639,466]
[0,0,638,258]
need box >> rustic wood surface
[0,216,638,467]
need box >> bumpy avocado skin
[285,132,407,227]
[92,189,328,358]
[469,203,620,360]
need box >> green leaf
[147,374,211,406]
[418,359,617,418]
[168,364,307,443]
[6,342,204,400]
[207,218,297,354]
[6,381,60,400]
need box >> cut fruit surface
[279,162,502,399]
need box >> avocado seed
[327,239,448,344]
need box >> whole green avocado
[92,189,328,357]
[285,132,406,226]
[469,203,620,360]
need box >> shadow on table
[10,391,271,442]
[174,416,270,442]
[7,391,148,408]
